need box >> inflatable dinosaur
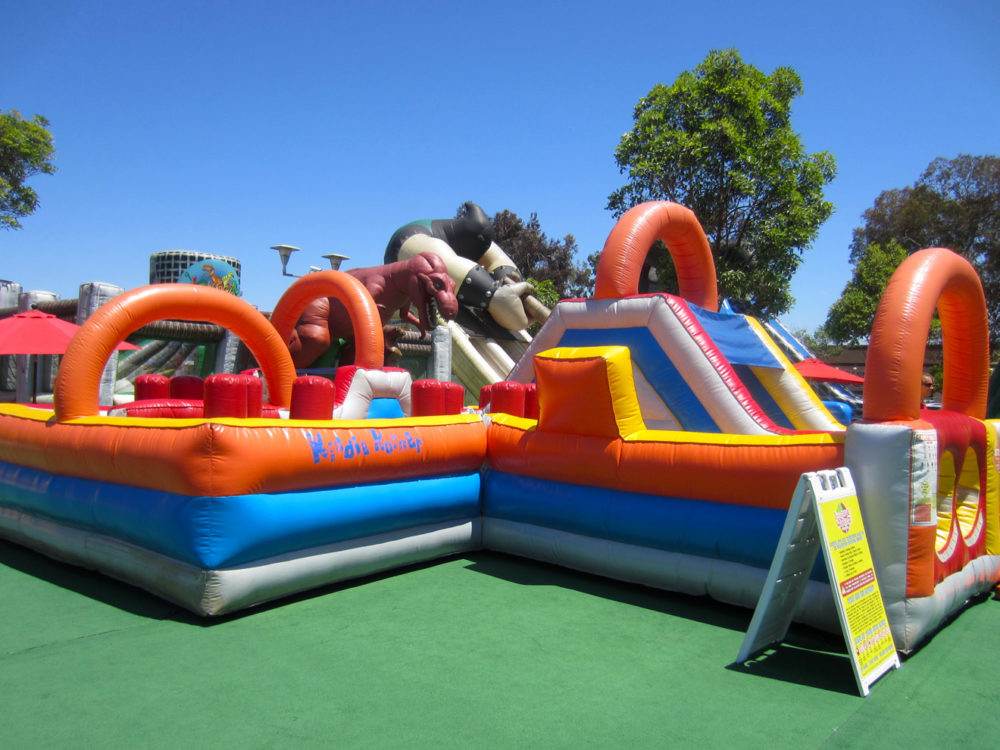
[385,201,536,331]
[287,251,458,368]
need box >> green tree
[842,154,1000,336]
[851,156,1000,262]
[565,249,602,299]
[525,277,559,309]
[823,240,908,345]
[1,110,56,230]
[490,209,580,297]
[523,277,558,335]
[796,327,842,361]
[607,49,836,317]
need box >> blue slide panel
[557,327,719,432]
[484,470,827,580]
[0,460,481,568]
[688,305,782,368]
[732,364,795,430]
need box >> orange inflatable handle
[54,285,297,421]
[594,201,718,311]
[864,248,989,421]
[269,271,385,370]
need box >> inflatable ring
[863,248,989,421]
[55,284,297,421]
[594,201,718,311]
[268,270,385,370]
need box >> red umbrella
[793,357,864,385]
[0,310,140,355]
[0,310,139,403]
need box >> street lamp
[272,246,351,277]
[322,253,350,271]
[272,245,301,277]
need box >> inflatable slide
[482,201,1000,651]
[505,290,844,435]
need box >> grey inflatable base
[0,506,480,616]
[846,421,1000,651]
[483,517,840,633]
[485,519,1000,651]
[887,554,1000,653]
[3,503,996,646]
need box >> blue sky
[4,0,998,334]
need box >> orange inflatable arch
[863,248,989,422]
[55,284,297,421]
[268,271,385,370]
[594,201,718,311]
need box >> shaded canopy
[794,357,864,385]
[0,310,139,355]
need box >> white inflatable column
[429,324,452,382]
[0,281,22,394]
[845,421,937,650]
[16,289,59,403]
[77,282,125,407]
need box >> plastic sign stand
[736,468,899,696]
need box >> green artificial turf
[2,540,999,748]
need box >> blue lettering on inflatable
[305,431,328,463]
[370,429,422,455]
[304,430,421,464]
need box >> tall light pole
[272,246,350,277]
[271,245,301,277]
[322,253,350,270]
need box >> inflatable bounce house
[0,274,485,615]
[0,201,996,654]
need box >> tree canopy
[849,155,1000,265]
[0,110,56,230]
[825,154,1000,342]
[488,208,583,298]
[607,49,836,317]
[823,240,908,345]
[446,204,595,300]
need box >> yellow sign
[814,482,899,695]
[736,469,898,696]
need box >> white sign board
[736,468,899,696]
